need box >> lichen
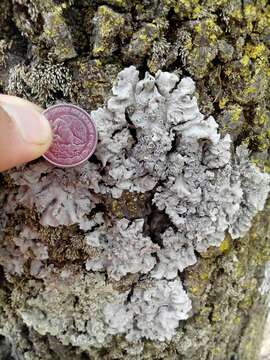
[0,226,48,277]
[41,5,77,61]
[7,61,73,107]
[259,261,270,296]
[92,5,128,58]
[74,60,121,111]
[0,40,10,67]
[123,22,163,64]
[85,218,159,281]
[92,67,270,252]
[229,146,270,239]
[13,272,126,349]
[3,67,269,354]
[105,278,192,342]
[217,103,245,141]
[183,18,222,79]
[151,227,197,280]
[8,161,101,227]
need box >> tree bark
[0,1,270,359]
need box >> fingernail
[1,102,52,146]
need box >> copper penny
[42,104,97,167]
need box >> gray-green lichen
[0,226,48,277]
[85,218,159,281]
[1,67,269,355]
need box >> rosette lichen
[0,226,48,277]
[105,278,191,342]
[86,218,159,281]
[1,66,269,352]
[8,161,101,227]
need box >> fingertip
[0,95,52,172]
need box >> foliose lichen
[2,66,270,352]
[104,278,191,342]
[151,227,197,280]
[7,161,101,227]
[0,226,48,277]
[85,218,159,281]
[260,261,270,296]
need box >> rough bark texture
[0,1,270,359]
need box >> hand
[0,95,52,171]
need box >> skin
[0,95,52,171]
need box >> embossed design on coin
[43,104,97,167]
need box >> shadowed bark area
[0,1,269,359]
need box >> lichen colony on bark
[0,0,270,359]
[0,67,269,351]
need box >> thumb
[0,95,52,172]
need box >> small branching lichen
[7,61,73,106]
[0,39,11,67]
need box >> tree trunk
[0,1,270,359]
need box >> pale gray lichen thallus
[1,66,269,350]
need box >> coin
[42,104,97,167]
